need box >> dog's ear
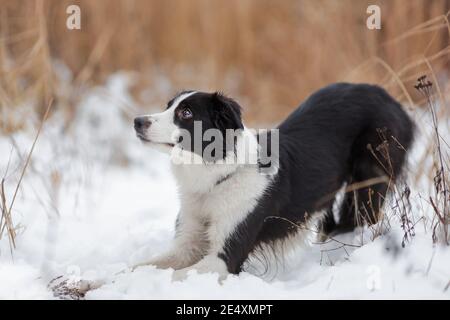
[211,92,244,131]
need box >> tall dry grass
[0,0,449,127]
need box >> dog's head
[134,91,244,160]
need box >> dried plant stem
[0,98,53,251]
[415,76,449,244]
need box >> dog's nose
[134,116,152,131]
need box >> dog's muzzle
[134,116,153,142]
[134,116,152,133]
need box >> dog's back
[267,83,414,238]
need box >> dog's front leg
[132,213,208,271]
[172,209,261,281]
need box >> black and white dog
[133,83,414,280]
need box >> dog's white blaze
[145,91,197,146]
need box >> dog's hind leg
[329,156,390,235]
[318,207,337,241]
[324,124,412,237]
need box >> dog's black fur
[218,83,414,274]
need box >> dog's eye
[180,108,193,120]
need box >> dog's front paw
[171,256,229,282]
[172,268,190,282]
[132,252,198,271]
[131,255,175,271]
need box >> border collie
[133,83,414,280]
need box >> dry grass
[0,0,449,127]
[415,76,449,244]
[0,99,52,254]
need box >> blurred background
[0,0,449,129]
[0,2,449,298]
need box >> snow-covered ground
[0,75,449,299]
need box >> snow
[0,74,449,299]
